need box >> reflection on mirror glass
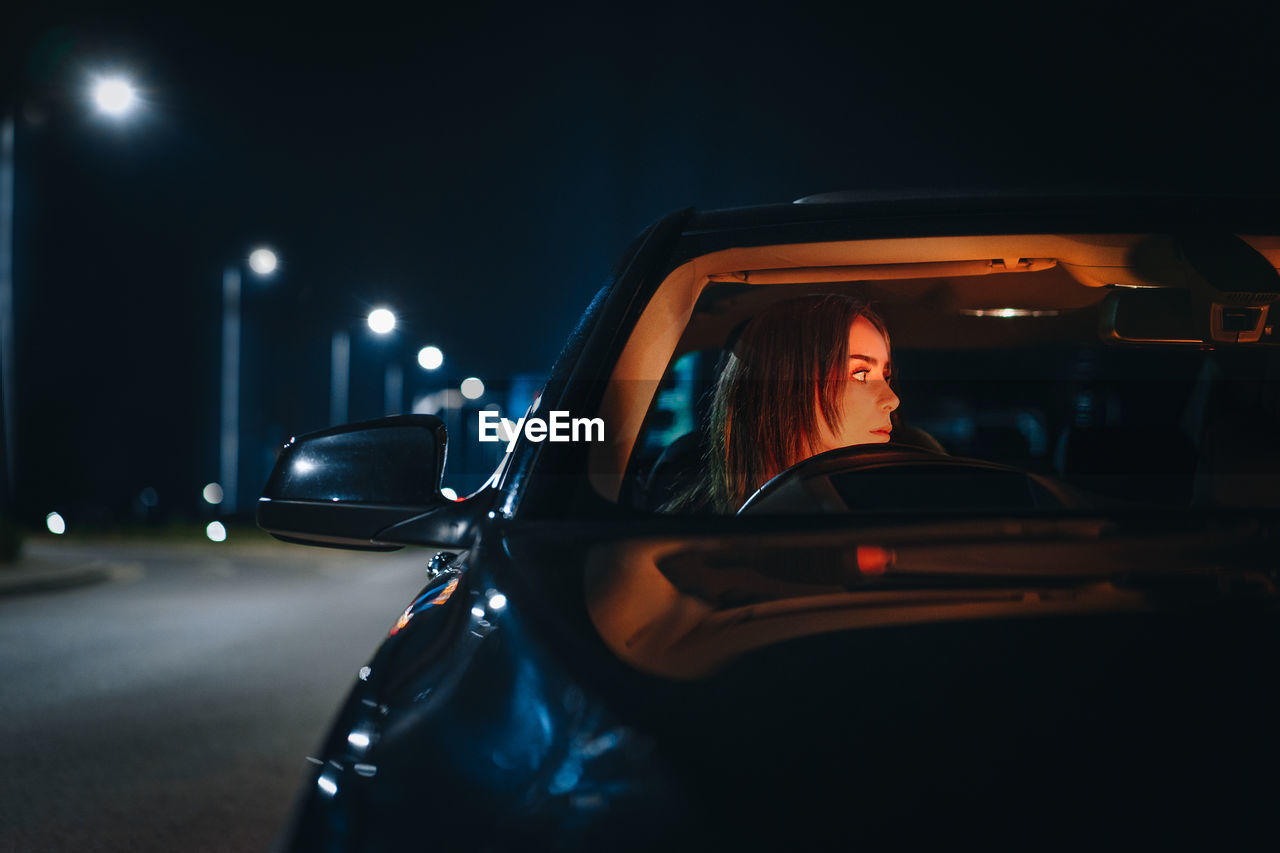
[268,426,439,504]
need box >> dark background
[4,2,1280,526]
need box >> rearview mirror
[1100,289,1204,344]
[257,415,449,550]
[1101,289,1279,346]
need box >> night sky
[5,3,1280,525]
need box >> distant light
[471,606,485,618]
[347,731,371,750]
[488,593,507,610]
[91,76,138,117]
[317,775,338,797]
[417,346,443,370]
[139,487,158,508]
[960,308,1060,318]
[203,483,224,505]
[367,308,396,335]
[358,666,372,681]
[46,512,66,535]
[460,377,484,400]
[248,248,278,276]
[206,521,227,542]
[440,487,458,501]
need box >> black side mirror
[257,415,450,550]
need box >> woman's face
[812,315,900,453]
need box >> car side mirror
[257,414,450,551]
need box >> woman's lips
[871,427,892,437]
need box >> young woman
[667,294,899,513]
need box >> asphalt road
[0,537,429,852]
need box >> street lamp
[220,245,278,514]
[417,345,443,371]
[367,307,396,335]
[89,76,139,118]
[331,307,401,426]
[0,69,143,506]
[248,247,278,276]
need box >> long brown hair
[669,294,889,513]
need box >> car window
[607,237,1280,517]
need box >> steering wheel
[737,442,1072,515]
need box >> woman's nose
[880,382,900,412]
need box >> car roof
[679,192,1280,252]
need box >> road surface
[0,537,429,852]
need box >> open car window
[595,234,1280,516]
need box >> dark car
[258,194,1280,850]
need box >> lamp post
[0,72,141,507]
[220,246,277,514]
[330,306,398,426]
[0,117,15,507]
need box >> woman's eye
[850,369,869,383]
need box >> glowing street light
[221,247,280,513]
[3,67,144,506]
[90,76,139,118]
[247,247,278,276]
[332,305,400,425]
[45,512,66,535]
[367,308,396,335]
[417,346,443,371]
[460,377,485,400]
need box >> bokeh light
[91,76,138,117]
[417,346,443,370]
[203,483,224,505]
[367,308,396,335]
[45,512,66,535]
[248,248,278,275]
[460,377,484,400]
[206,521,227,542]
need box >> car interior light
[960,308,1060,318]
